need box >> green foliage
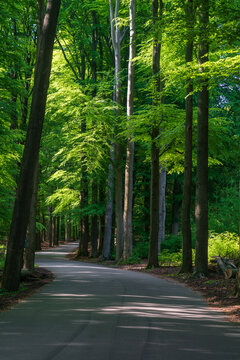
[158,250,182,267]
[161,235,182,253]
[0,244,6,270]
[132,241,149,259]
[208,231,239,260]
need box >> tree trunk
[2,0,61,291]
[25,162,38,272]
[158,166,166,250]
[180,0,194,274]
[98,180,105,255]
[194,0,209,277]
[109,0,124,262]
[147,0,163,268]
[123,0,136,262]
[102,147,114,259]
[47,207,53,247]
[91,181,98,257]
[171,175,182,236]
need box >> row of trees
[0,0,239,290]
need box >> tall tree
[2,0,61,291]
[123,0,136,261]
[103,0,125,261]
[194,0,209,277]
[147,0,163,268]
[180,0,194,273]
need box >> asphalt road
[1,242,240,360]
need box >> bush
[208,231,239,260]
[0,244,6,270]
[158,249,182,266]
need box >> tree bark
[158,166,166,250]
[98,180,105,255]
[2,0,61,291]
[91,181,98,258]
[123,0,136,261]
[109,0,124,261]
[147,0,163,268]
[25,162,39,272]
[194,0,209,277]
[181,0,194,274]
[171,175,182,236]
[102,147,114,259]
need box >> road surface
[0,242,240,360]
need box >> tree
[180,0,194,273]
[123,0,136,261]
[2,0,61,291]
[147,0,163,268]
[194,0,209,277]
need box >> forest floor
[1,242,240,325]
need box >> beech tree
[147,0,163,268]
[123,0,136,261]
[194,0,209,277]
[2,0,61,291]
[180,0,194,273]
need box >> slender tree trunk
[158,166,166,250]
[42,212,46,243]
[65,217,68,242]
[107,0,124,261]
[91,181,98,257]
[98,180,105,255]
[2,0,61,291]
[147,0,163,268]
[171,176,182,236]
[25,162,38,272]
[102,148,114,259]
[56,216,60,245]
[194,0,209,277]
[123,0,136,261]
[144,175,150,235]
[47,207,53,247]
[181,0,194,274]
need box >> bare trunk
[171,176,182,236]
[147,0,163,268]
[109,0,124,261]
[98,180,105,255]
[47,207,53,247]
[158,166,166,250]
[25,162,38,272]
[2,0,61,291]
[91,181,98,258]
[194,0,209,277]
[102,147,114,259]
[123,0,136,261]
[181,0,194,274]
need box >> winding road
[1,242,240,359]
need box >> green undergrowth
[0,244,6,270]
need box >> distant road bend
[0,242,240,360]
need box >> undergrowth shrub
[158,250,182,266]
[208,231,239,260]
[0,244,6,270]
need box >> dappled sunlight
[118,325,185,332]
[47,293,94,297]
[99,301,223,321]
